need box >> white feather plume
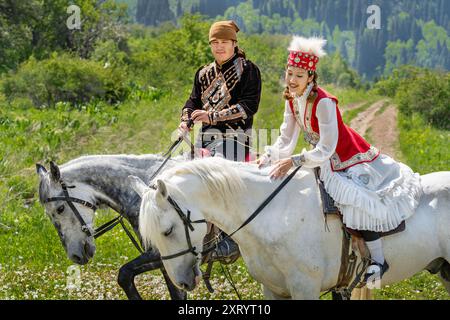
[288,36,327,58]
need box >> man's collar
[215,53,238,71]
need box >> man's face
[210,39,236,65]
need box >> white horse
[130,157,450,299]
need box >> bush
[374,66,449,130]
[2,53,130,108]
[395,70,449,130]
[128,14,213,89]
[374,65,425,97]
[317,52,361,88]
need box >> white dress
[264,94,422,232]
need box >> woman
[257,36,422,282]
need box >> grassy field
[0,85,448,300]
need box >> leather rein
[157,166,302,260]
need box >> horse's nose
[179,281,195,291]
[179,282,189,290]
[84,242,94,258]
[71,253,88,265]
[71,254,83,264]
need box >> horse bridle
[157,165,302,261]
[158,193,208,260]
[42,122,196,253]
[44,180,97,237]
[43,179,144,253]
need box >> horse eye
[164,226,173,237]
[56,205,65,214]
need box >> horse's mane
[160,157,247,206]
[62,154,165,170]
[140,158,254,249]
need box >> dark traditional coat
[181,52,261,134]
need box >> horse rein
[43,121,196,254]
[44,179,144,253]
[157,165,302,261]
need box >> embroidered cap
[287,36,327,71]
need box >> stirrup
[212,236,240,264]
[363,260,389,283]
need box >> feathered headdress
[287,36,327,71]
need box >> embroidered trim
[303,93,316,133]
[181,108,193,122]
[330,146,380,171]
[291,154,305,167]
[198,62,215,86]
[200,57,245,113]
[235,103,248,120]
[201,74,232,112]
[301,91,319,145]
[303,131,320,145]
[290,99,304,129]
[212,103,247,123]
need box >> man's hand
[269,158,293,179]
[191,110,211,124]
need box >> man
[178,20,262,261]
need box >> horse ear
[156,179,168,200]
[128,175,148,198]
[49,161,61,182]
[36,163,47,178]
[154,180,169,209]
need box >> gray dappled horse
[36,154,186,300]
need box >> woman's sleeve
[264,101,301,161]
[291,98,338,168]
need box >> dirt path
[349,98,399,159]
[350,100,386,136]
[350,100,398,159]
[349,99,399,300]
[370,105,399,158]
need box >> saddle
[314,167,405,298]
[314,167,406,238]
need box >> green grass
[0,85,448,300]
[398,112,450,174]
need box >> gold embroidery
[201,74,232,112]
[291,99,304,130]
[181,108,192,122]
[303,131,320,145]
[301,92,319,145]
[199,57,245,113]
[213,103,247,123]
[330,146,379,171]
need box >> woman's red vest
[289,86,379,171]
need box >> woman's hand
[269,158,293,179]
[255,154,270,168]
[191,110,210,124]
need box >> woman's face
[285,65,314,96]
[210,39,236,65]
